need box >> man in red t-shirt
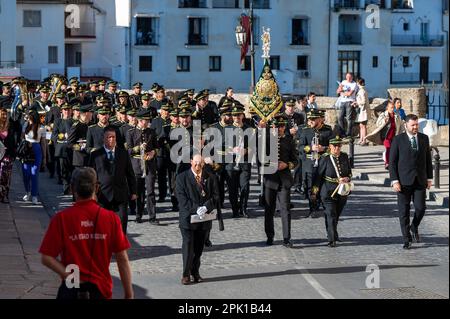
[39,167,133,299]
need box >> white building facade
[0,0,448,98]
[0,0,19,79]
[14,0,126,83]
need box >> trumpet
[140,134,147,178]
[312,131,320,168]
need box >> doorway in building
[420,56,429,84]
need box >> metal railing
[212,0,239,8]
[334,0,362,9]
[426,84,449,126]
[391,73,443,85]
[339,32,362,45]
[0,61,17,69]
[391,34,444,47]
[179,0,207,8]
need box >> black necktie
[108,150,114,161]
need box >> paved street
[0,145,448,299]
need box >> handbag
[17,140,35,162]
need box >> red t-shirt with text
[39,200,130,299]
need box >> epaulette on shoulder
[302,126,310,130]
[323,124,332,129]
[72,122,79,127]
[321,152,330,158]
[89,124,97,128]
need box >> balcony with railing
[391,72,442,84]
[391,34,444,47]
[179,0,207,8]
[0,61,20,77]
[334,0,362,9]
[339,32,362,45]
[65,22,96,39]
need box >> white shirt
[339,80,358,102]
[103,146,116,160]
[24,125,45,143]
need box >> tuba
[49,74,66,103]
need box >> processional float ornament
[250,27,283,123]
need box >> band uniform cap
[39,86,52,93]
[126,108,137,116]
[108,81,118,86]
[136,108,152,120]
[151,83,160,92]
[71,102,81,110]
[61,103,72,110]
[55,92,66,99]
[285,98,296,107]
[231,105,245,116]
[178,101,193,110]
[195,91,208,101]
[154,85,165,93]
[89,81,99,86]
[133,82,143,88]
[141,93,151,101]
[97,106,111,115]
[170,108,179,116]
[119,91,129,97]
[161,103,172,111]
[80,103,93,113]
[307,109,325,119]
[117,105,127,114]
[219,106,232,116]
[97,96,110,105]
[329,136,345,145]
[2,82,11,89]
[221,99,235,108]
[274,114,288,127]
[97,80,106,85]
[78,84,88,92]
[178,107,192,117]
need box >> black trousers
[397,179,427,242]
[56,282,104,300]
[180,228,208,278]
[303,171,320,211]
[293,160,303,190]
[265,186,291,240]
[156,156,168,200]
[136,172,156,220]
[226,168,251,215]
[169,165,178,209]
[99,199,128,234]
[323,196,347,242]
[58,156,72,191]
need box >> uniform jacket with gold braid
[126,126,159,176]
[312,152,352,200]
[298,124,333,172]
[224,122,255,171]
[67,120,89,167]
[51,117,73,158]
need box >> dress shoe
[136,217,143,224]
[411,228,420,243]
[328,241,337,248]
[181,276,191,285]
[149,219,160,225]
[283,239,293,248]
[192,275,204,283]
[266,238,273,246]
[204,239,212,248]
[403,242,412,250]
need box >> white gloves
[196,206,208,219]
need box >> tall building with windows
[0,0,19,79]
[0,0,447,98]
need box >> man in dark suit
[89,126,137,234]
[389,114,433,249]
[176,154,220,285]
[263,116,298,247]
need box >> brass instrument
[49,74,66,103]
[312,131,320,168]
[140,133,147,178]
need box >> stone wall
[163,89,448,146]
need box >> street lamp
[235,0,255,93]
